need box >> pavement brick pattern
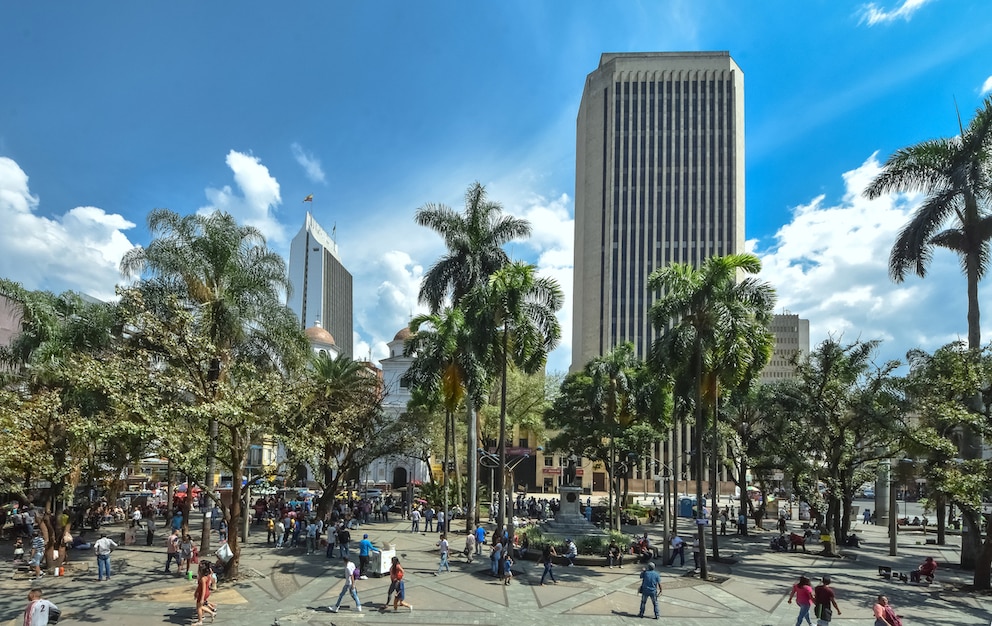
[2,515,990,624]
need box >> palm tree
[415,182,531,529]
[864,96,992,352]
[465,261,562,537]
[404,308,484,520]
[121,209,305,555]
[649,253,775,579]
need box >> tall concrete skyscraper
[288,213,353,358]
[572,52,745,371]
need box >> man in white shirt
[94,532,118,581]
[23,588,59,626]
[410,508,421,533]
[328,556,362,613]
[131,507,142,529]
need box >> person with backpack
[813,576,841,626]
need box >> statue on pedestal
[564,454,577,487]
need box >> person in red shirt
[788,575,815,626]
[192,562,217,625]
[910,556,937,583]
[813,576,841,625]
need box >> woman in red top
[873,595,902,626]
[787,575,815,626]
[192,562,217,625]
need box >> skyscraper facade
[288,213,354,358]
[572,52,745,370]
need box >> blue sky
[2,0,991,372]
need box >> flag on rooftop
[303,194,313,203]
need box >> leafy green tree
[903,343,992,587]
[0,279,125,567]
[545,345,669,529]
[282,354,390,520]
[415,182,531,529]
[762,339,905,553]
[120,209,307,555]
[465,261,562,536]
[864,96,992,353]
[648,253,775,576]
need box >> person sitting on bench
[910,556,937,583]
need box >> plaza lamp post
[479,448,530,540]
[630,452,675,564]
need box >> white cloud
[291,142,326,185]
[0,157,136,301]
[755,154,977,369]
[200,150,286,244]
[980,76,992,96]
[859,0,934,26]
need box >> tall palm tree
[465,261,562,537]
[415,182,532,529]
[405,307,485,517]
[649,253,775,580]
[121,209,305,553]
[864,96,992,351]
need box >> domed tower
[304,320,341,360]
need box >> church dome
[305,321,335,345]
[393,327,413,342]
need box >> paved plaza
[2,513,990,625]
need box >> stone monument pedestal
[542,485,604,538]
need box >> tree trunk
[450,411,462,509]
[710,390,720,561]
[936,493,946,545]
[693,347,708,579]
[466,403,477,532]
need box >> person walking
[191,562,217,625]
[638,562,662,619]
[435,534,450,574]
[873,595,902,626]
[23,588,59,626]
[29,530,45,580]
[383,556,412,612]
[357,533,376,579]
[275,518,285,548]
[180,533,195,577]
[539,543,558,585]
[437,510,446,535]
[328,556,362,613]
[813,575,841,626]
[463,532,476,563]
[93,532,118,581]
[165,528,182,573]
[788,575,815,626]
[474,523,486,556]
[410,508,421,533]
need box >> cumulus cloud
[200,150,286,244]
[350,249,428,366]
[507,191,575,373]
[981,76,992,96]
[755,154,975,369]
[859,0,934,26]
[291,142,327,184]
[0,157,135,301]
